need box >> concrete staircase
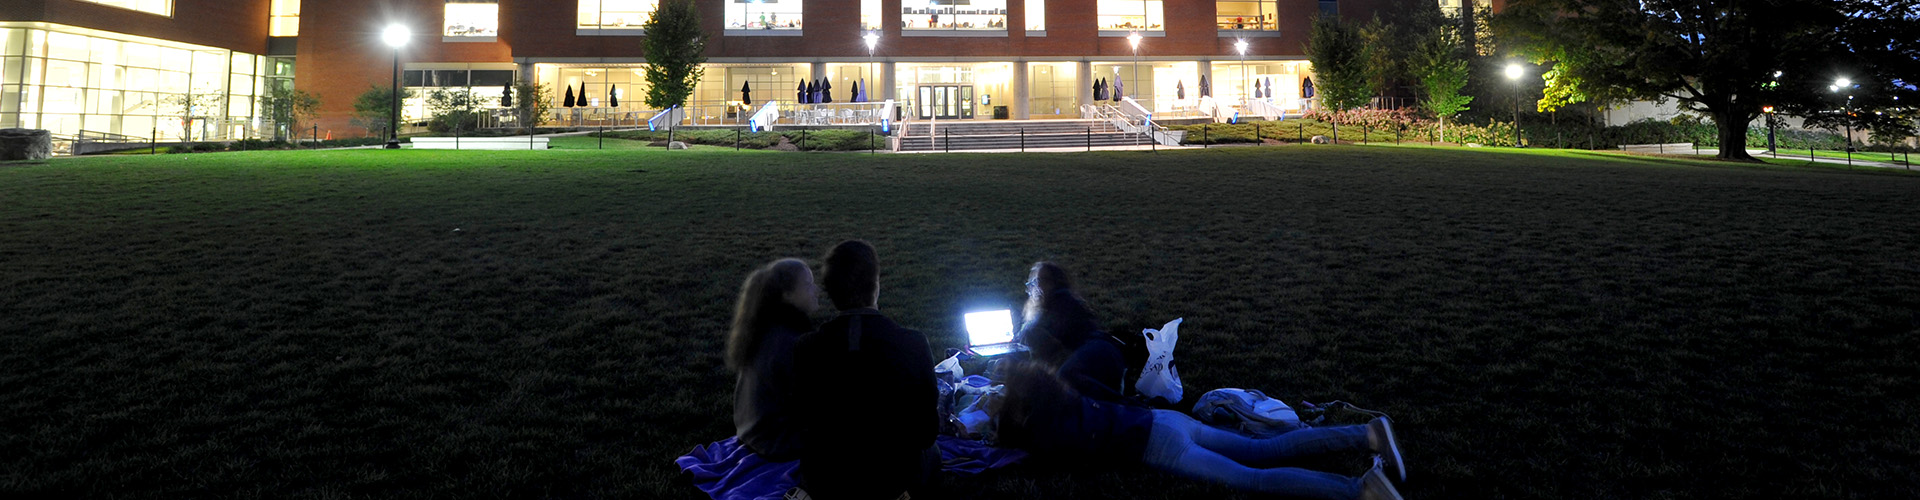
[896,119,1151,152]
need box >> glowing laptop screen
[963,309,1016,346]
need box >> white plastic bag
[1137,318,1184,404]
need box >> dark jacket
[1000,363,1154,465]
[792,308,940,500]
[1058,337,1128,402]
[734,323,805,461]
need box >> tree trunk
[1713,112,1756,161]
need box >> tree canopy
[642,0,708,109]
[1306,16,1372,114]
[1499,0,1865,160]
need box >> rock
[1465,143,1483,148]
[772,136,799,152]
[0,128,53,161]
[1310,135,1331,145]
[667,141,690,150]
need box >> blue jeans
[1140,409,1368,500]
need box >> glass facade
[1096,0,1163,31]
[445,1,500,39]
[269,0,300,37]
[1211,60,1311,110]
[1028,62,1076,117]
[578,0,659,32]
[1025,0,1046,31]
[400,65,516,121]
[1216,0,1279,31]
[76,0,173,17]
[1,24,264,141]
[725,0,803,32]
[902,0,1010,32]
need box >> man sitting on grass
[792,240,941,500]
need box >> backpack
[1191,388,1307,437]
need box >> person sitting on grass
[792,240,941,500]
[996,361,1409,500]
[726,258,818,462]
[1016,261,1128,401]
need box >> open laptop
[962,309,1027,357]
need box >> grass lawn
[3,146,1917,499]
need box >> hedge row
[1168,117,1877,152]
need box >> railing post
[1202,125,1208,148]
[1298,122,1303,142]
[1255,123,1261,144]
[737,127,742,151]
[1020,127,1025,152]
[944,127,949,153]
[1087,126,1092,151]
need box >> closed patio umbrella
[564,84,576,107]
[851,80,863,103]
[501,83,513,107]
[822,79,834,104]
[1200,75,1211,98]
[608,85,618,108]
[742,81,752,106]
[1113,76,1124,102]
[796,81,807,103]
[1177,80,1185,100]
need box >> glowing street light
[1505,63,1524,147]
[863,31,879,104]
[1235,39,1249,109]
[1128,32,1143,100]
[1834,77,1855,165]
[382,24,410,149]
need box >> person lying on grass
[726,258,818,462]
[996,360,1409,500]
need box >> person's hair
[726,259,814,371]
[821,240,879,310]
[994,360,1078,451]
[1022,261,1099,364]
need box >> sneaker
[1359,465,1405,500]
[1367,416,1406,483]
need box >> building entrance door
[916,85,974,120]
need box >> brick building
[4,0,1474,140]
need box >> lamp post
[1505,63,1523,147]
[382,24,410,149]
[1234,39,1248,111]
[1765,71,1781,154]
[864,31,879,104]
[1128,32,1143,102]
[1832,78,1853,165]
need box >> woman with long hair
[727,258,818,461]
[997,361,1408,500]
[1018,262,1129,401]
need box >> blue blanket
[676,436,1027,500]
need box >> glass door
[915,85,976,119]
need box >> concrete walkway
[1628,146,1914,171]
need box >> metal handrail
[748,101,780,132]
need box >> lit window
[445,1,500,38]
[1025,0,1045,31]
[1096,0,1162,31]
[1319,0,1337,18]
[76,0,172,16]
[862,0,882,30]
[269,0,300,36]
[725,0,803,32]
[902,0,1009,32]
[1215,0,1277,31]
[578,0,660,30]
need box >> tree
[641,0,708,109]
[511,81,555,133]
[351,85,414,139]
[1410,26,1474,141]
[1306,16,1371,114]
[424,89,482,134]
[1357,15,1401,99]
[1499,0,1853,161]
[161,92,224,142]
[259,84,320,141]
